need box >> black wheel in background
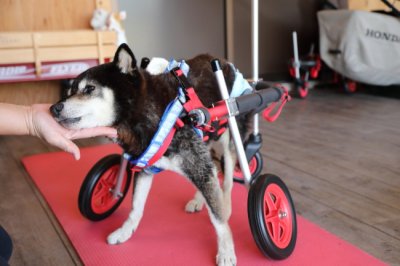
[233,151,263,184]
[78,154,132,221]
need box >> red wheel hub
[298,86,308,98]
[347,81,357,93]
[263,183,293,249]
[91,165,127,214]
[234,156,257,178]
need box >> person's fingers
[47,135,81,160]
[67,143,81,160]
[62,141,81,160]
[67,127,118,139]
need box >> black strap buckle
[170,67,192,91]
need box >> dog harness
[126,61,252,175]
[229,63,252,98]
[126,60,194,174]
[126,88,185,174]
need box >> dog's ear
[113,43,137,75]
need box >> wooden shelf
[0,30,117,83]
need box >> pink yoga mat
[22,144,386,266]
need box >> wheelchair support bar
[234,87,282,115]
[212,59,253,186]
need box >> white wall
[118,0,225,61]
[118,0,319,78]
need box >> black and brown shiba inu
[51,44,251,265]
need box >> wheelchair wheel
[78,154,132,221]
[296,83,309,99]
[342,78,357,94]
[233,151,263,184]
[293,77,309,99]
[248,174,297,260]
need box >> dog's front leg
[220,131,235,220]
[107,171,153,245]
[197,170,237,266]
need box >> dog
[51,43,250,265]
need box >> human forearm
[0,103,32,135]
[0,103,117,159]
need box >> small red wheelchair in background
[289,31,357,98]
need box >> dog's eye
[83,85,95,94]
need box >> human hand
[27,104,117,160]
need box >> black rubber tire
[342,77,357,94]
[248,174,297,260]
[78,154,132,221]
[233,151,263,184]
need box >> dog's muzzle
[50,102,64,118]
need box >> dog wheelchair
[78,59,297,260]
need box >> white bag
[318,10,400,85]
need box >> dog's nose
[50,102,64,117]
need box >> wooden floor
[0,88,399,265]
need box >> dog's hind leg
[181,157,236,264]
[185,190,205,212]
[185,131,235,216]
[168,128,236,265]
[188,165,236,266]
[107,171,153,245]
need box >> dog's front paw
[107,227,134,245]
[185,198,204,213]
[216,250,237,266]
[216,238,236,266]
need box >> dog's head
[50,44,140,130]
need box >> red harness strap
[172,68,228,141]
[147,119,184,166]
[262,84,291,122]
[131,119,184,173]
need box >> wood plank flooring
[0,88,399,265]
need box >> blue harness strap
[164,59,190,76]
[129,96,183,173]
